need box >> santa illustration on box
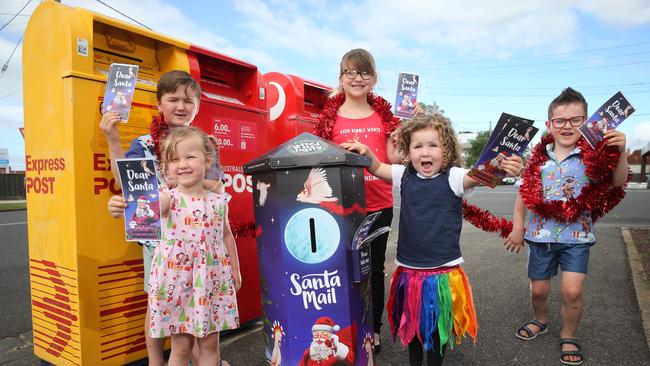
[299,316,355,366]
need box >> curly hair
[394,114,463,172]
[160,126,219,176]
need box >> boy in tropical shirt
[504,87,629,365]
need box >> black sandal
[373,333,381,354]
[559,338,584,365]
[515,319,548,341]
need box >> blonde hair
[394,114,463,172]
[329,48,377,98]
[160,126,220,176]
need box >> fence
[0,174,26,199]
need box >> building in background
[457,131,479,161]
[0,148,9,174]
[630,142,650,183]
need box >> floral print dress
[148,188,239,338]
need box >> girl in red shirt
[314,48,401,354]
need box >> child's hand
[164,174,178,189]
[340,141,371,155]
[204,179,224,194]
[99,112,122,142]
[504,227,525,253]
[390,130,399,146]
[500,155,523,177]
[108,195,126,218]
[604,130,627,152]
[233,269,242,292]
[412,103,424,117]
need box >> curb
[622,227,650,351]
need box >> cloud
[231,0,359,64]
[578,0,650,27]
[352,0,578,55]
[629,121,650,150]
[0,105,23,127]
[232,0,650,61]
[0,37,24,106]
[61,0,278,70]
[0,0,34,109]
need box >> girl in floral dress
[149,126,240,366]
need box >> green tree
[465,130,490,168]
[420,102,444,116]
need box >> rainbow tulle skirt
[386,265,478,353]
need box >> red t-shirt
[330,112,393,211]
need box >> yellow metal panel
[23,1,192,364]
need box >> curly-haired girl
[342,114,522,366]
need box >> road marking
[0,221,27,226]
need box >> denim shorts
[526,240,593,280]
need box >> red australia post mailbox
[187,45,267,324]
[264,72,331,147]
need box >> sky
[1,0,650,171]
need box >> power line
[1,31,25,74]
[0,89,22,99]
[426,89,650,98]
[0,0,32,32]
[448,112,650,128]
[1,22,28,27]
[390,40,650,68]
[95,0,151,30]
[429,59,650,78]
[425,82,650,91]
[396,50,650,72]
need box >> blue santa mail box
[244,132,379,366]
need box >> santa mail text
[290,270,342,310]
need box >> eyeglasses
[549,116,586,128]
[342,69,374,80]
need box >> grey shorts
[142,244,156,292]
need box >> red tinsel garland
[230,220,256,239]
[518,134,626,223]
[313,92,400,140]
[463,134,627,238]
[462,200,513,239]
[150,113,258,239]
[150,112,169,162]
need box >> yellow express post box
[23,1,192,364]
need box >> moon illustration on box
[283,208,340,264]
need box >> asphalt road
[0,210,31,339]
[2,186,650,365]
